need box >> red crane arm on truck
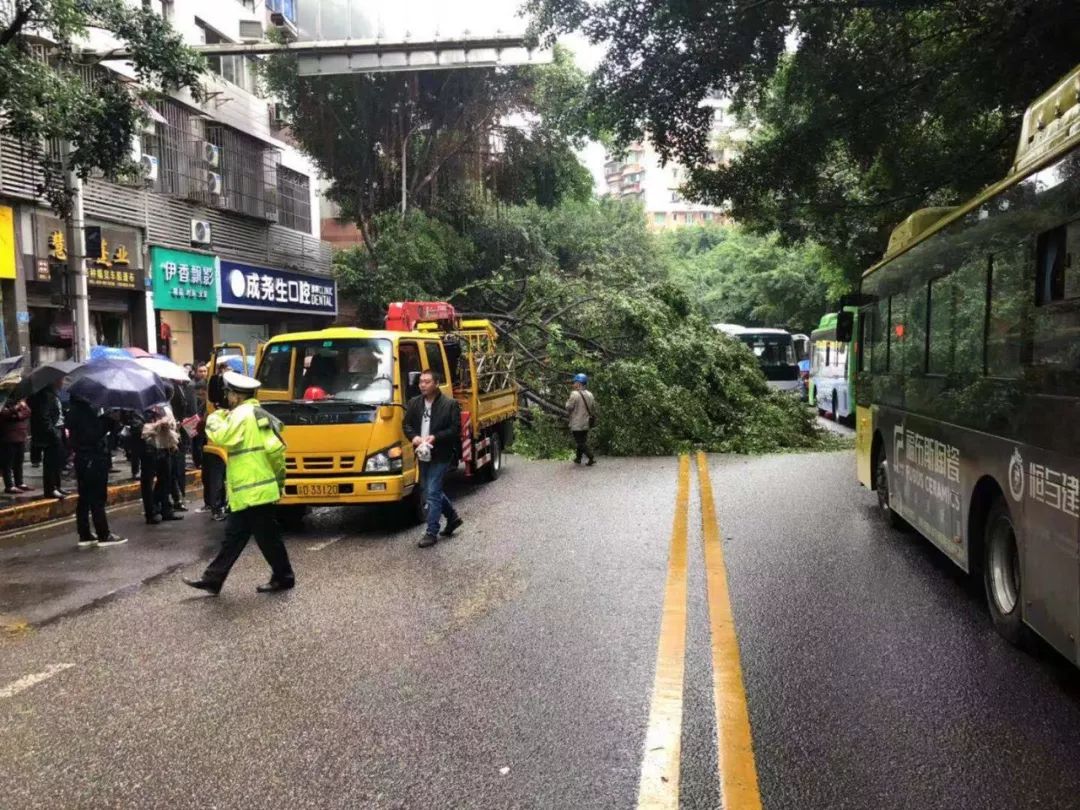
[385,301,459,333]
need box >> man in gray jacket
[565,373,597,466]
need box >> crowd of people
[0,359,233,548]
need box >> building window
[653,212,666,225]
[277,166,312,233]
[199,21,253,92]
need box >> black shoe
[256,579,295,593]
[77,537,99,550]
[586,458,596,466]
[48,490,66,499]
[56,488,71,497]
[173,502,188,512]
[146,514,163,525]
[162,513,183,521]
[211,509,226,522]
[183,577,221,595]
[440,516,464,537]
[418,533,438,548]
[98,534,128,547]
[573,458,581,465]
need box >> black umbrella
[68,359,168,412]
[12,359,84,400]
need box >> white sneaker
[97,534,128,548]
[77,538,99,550]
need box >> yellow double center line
[637,452,762,810]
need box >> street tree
[0,0,204,216]
[528,0,1080,277]
[261,45,596,250]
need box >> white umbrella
[134,356,190,382]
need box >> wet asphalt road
[2,451,1080,809]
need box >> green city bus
[810,308,859,423]
[854,63,1080,664]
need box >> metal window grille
[142,99,208,201]
[208,124,280,220]
[276,166,311,233]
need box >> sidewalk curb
[0,470,202,536]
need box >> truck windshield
[258,338,394,405]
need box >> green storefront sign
[150,247,219,312]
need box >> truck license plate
[298,483,339,497]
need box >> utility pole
[60,140,91,362]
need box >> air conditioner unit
[202,141,221,168]
[238,20,264,42]
[207,171,223,195]
[140,154,159,181]
[191,219,212,245]
[268,103,290,131]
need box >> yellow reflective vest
[205,398,286,512]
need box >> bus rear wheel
[983,498,1026,645]
[875,454,904,530]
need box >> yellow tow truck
[210,302,517,527]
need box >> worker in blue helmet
[565,373,597,466]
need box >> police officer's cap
[223,371,261,394]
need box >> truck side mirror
[836,311,855,343]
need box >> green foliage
[0,0,204,216]
[659,225,851,333]
[528,0,1080,277]
[340,195,828,458]
[261,43,597,227]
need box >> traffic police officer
[183,371,295,595]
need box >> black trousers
[202,453,226,511]
[75,451,111,541]
[1,441,24,489]
[572,430,594,463]
[171,449,186,504]
[191,435,206,468]
[39,443,63,494]
[203,503,294,586]
[140,449,174,519]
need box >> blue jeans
[421,460,457,537]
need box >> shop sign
[33,214,143,290]
[219,260,337,316]
[150,247,219,312]
[0,206,16,280]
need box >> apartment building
[0,0,336,365]
[603,99,750,229]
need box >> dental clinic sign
[219,261,338,316]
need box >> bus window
[1035,225,1068,305]
[906,284,928,375]
[1033,221,1080,376]
[889,292,908,373]
[987,247,1028,378]
[953,256,987,375]
[928,275,954,375]
[871,298,889,373]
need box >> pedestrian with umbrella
[29,379,66,499]
[68,392,127,549]
[184,371,294,595]
[68,360,176,525]
[0,387,31,494]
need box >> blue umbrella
[68,359,168,411]
[221,355,255,374]
[89,345,133,362]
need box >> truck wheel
[278,505,306,532]
[875,453,905,530]
[983,498,1027,645]
[402,479,428,526]
[481,431,502,482]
